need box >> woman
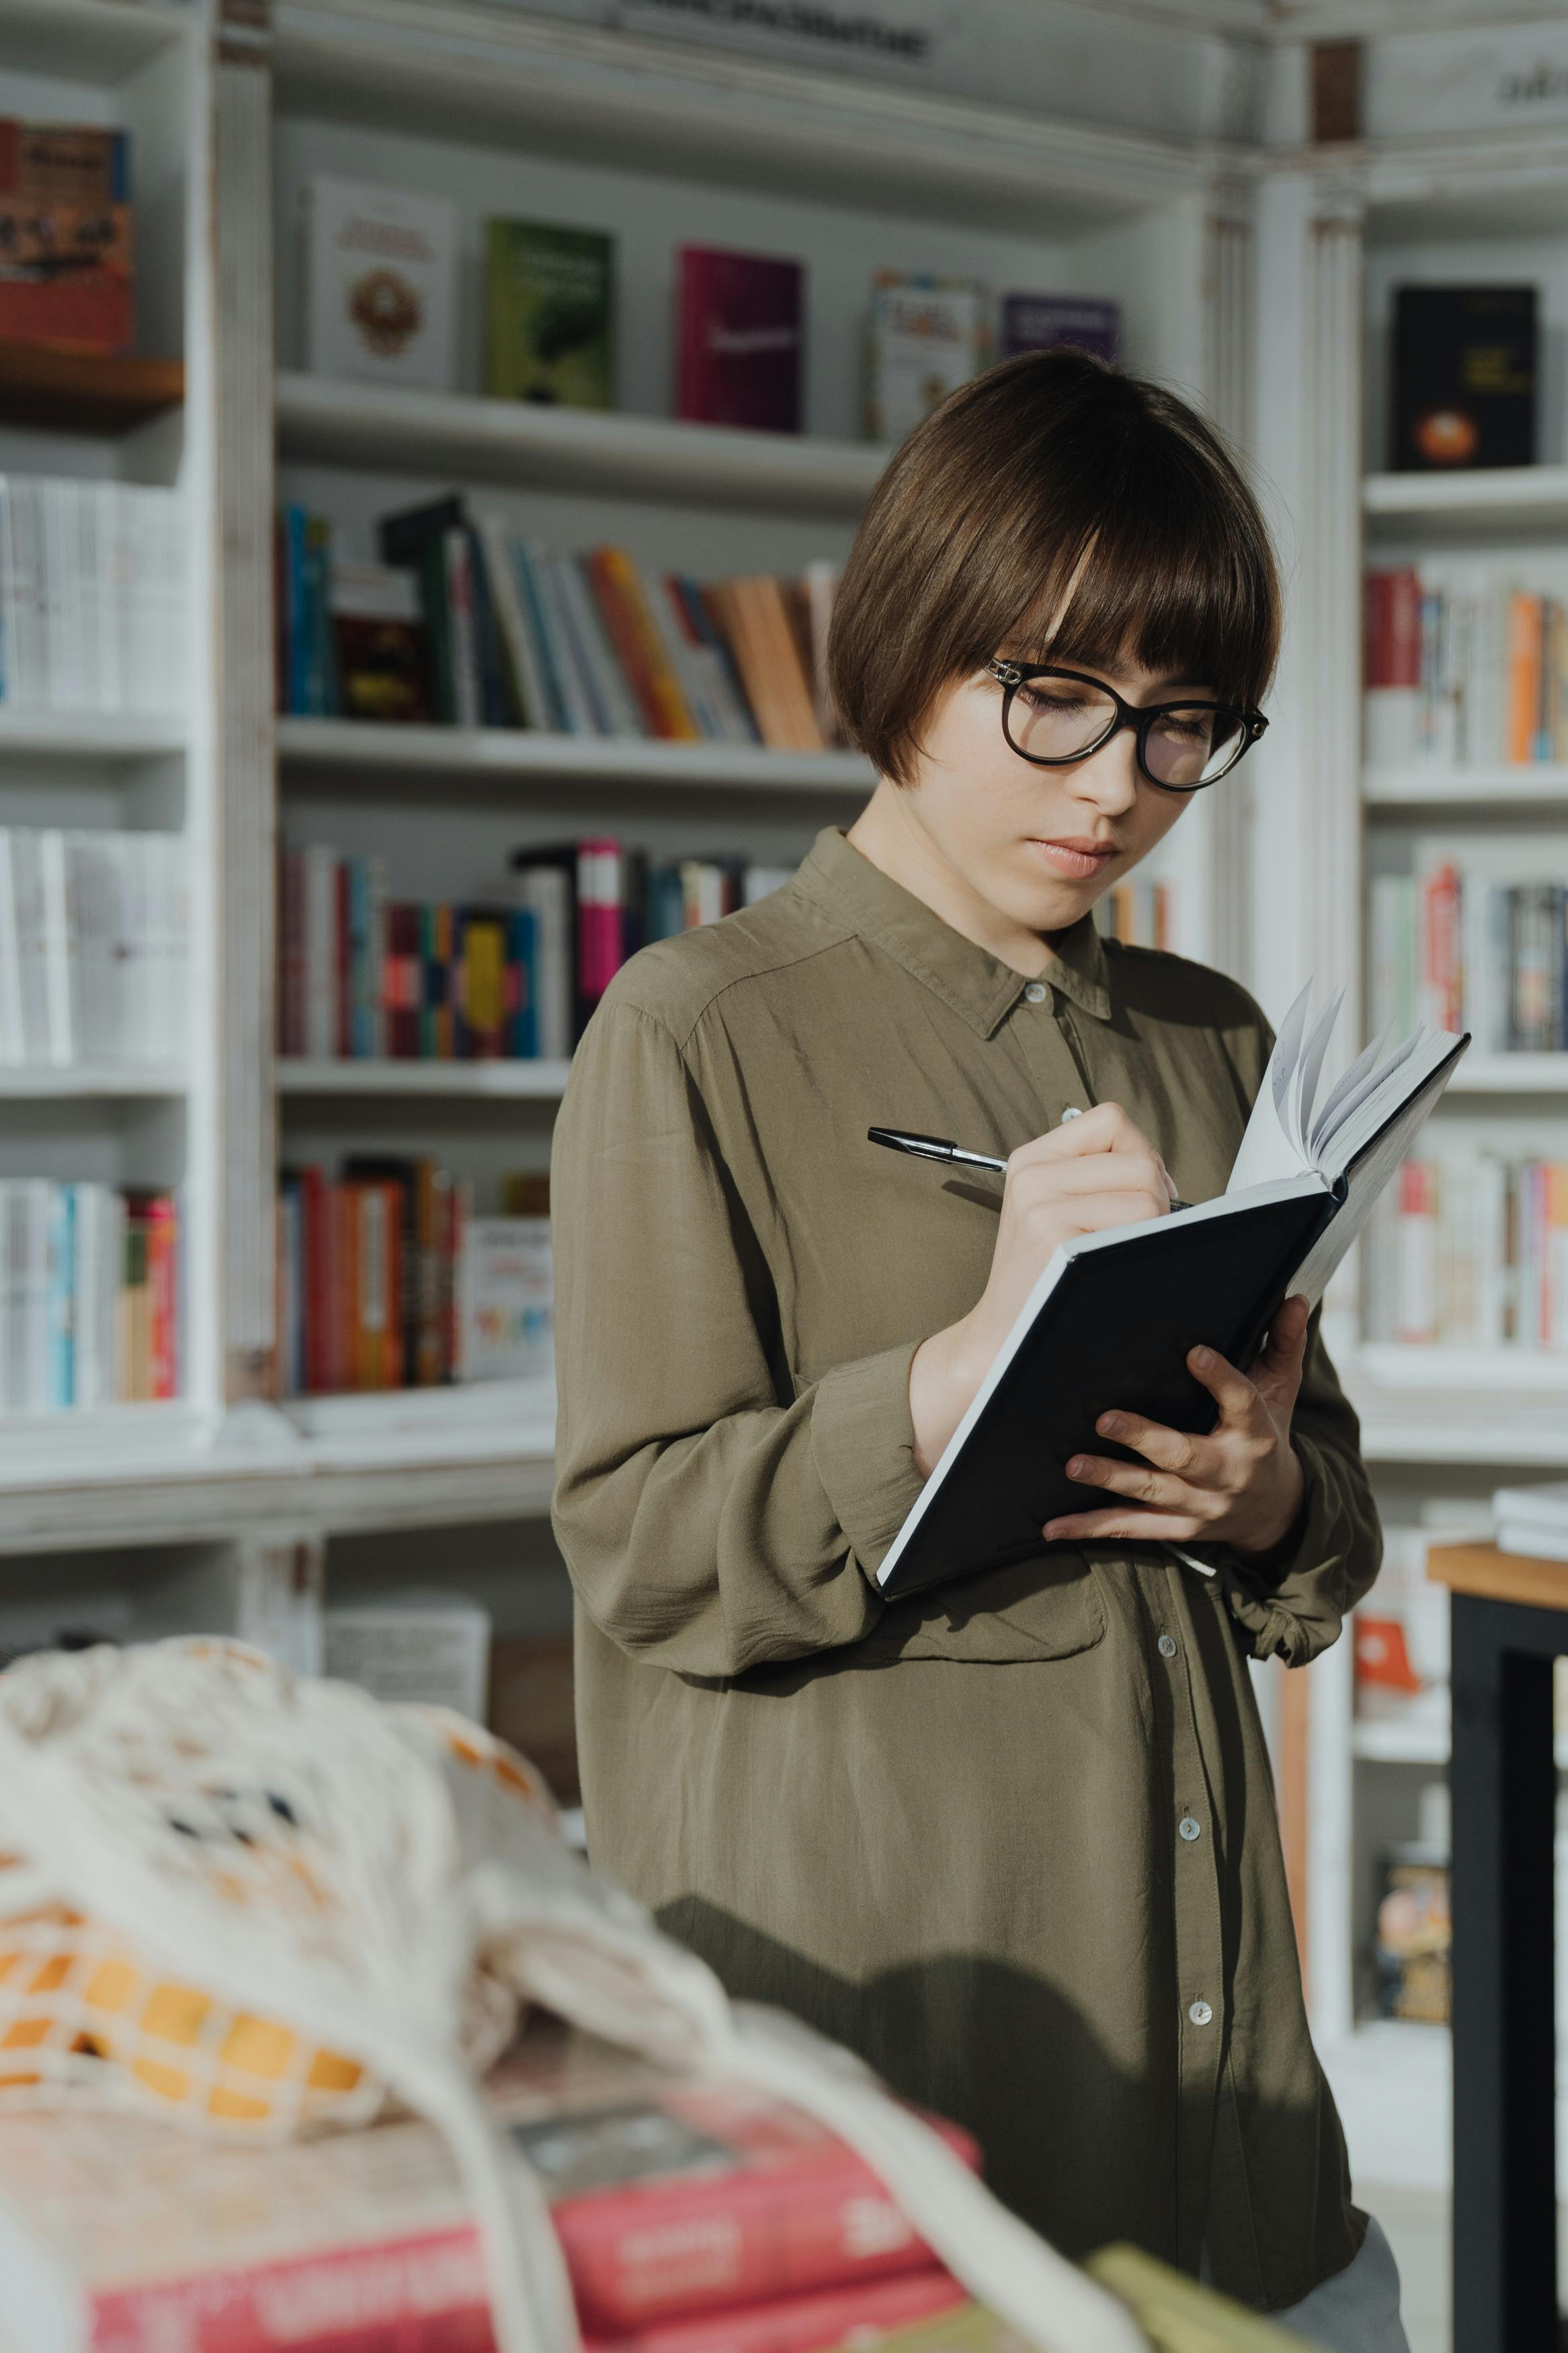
[551,353,1403,2347]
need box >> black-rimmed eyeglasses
[987,659,1268,793]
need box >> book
[0,2020,975,2351]
[999,295,1119,364]
[0,122,132,355]
[329,562,431,725]
[325,1591,491,1720]
[0,1183,177,1412]
[866,275,986,444]
[1392,284,1536,471]
[0,829,186,1068]
[876,989,1467,1598]
[676,247,803,433]
[303,175,458,391]
[456,1215,553,1383]
[485,218,614,409]
[0,479,183,717]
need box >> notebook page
[1226,984,1315,1195]
[1289,1044,1467,1306]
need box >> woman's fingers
[1186,1343,1264,1425]
[1044,1505,1209,1545]
[1062,1453,1202,1513]
[1091,1409,1202,1472]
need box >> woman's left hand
[1042,1295,1311,1558]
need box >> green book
[485,218,614,408]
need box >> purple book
[1001,294,1120,365]
[676,246,803,433]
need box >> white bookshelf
[277,716,876,795]
[276,370,888,513]
[0,1065,188,1099]
[278,1057,571,1099]
[1250,93,1568,2192]
[0,711,187,760]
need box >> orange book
[143,1197,179,1402]
[705,580,786,746]
[349,1181,403,1392]
[585,549,699,741]
[744,576,823,751]
[1506,591,1542,765]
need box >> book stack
[1364,560,1568,771]
[0,2018,977,2353]
[277,1162,552,1398]
[0,1184,179,1411]
[1363,1148,1568,1349]
[1094,878,1175,953]
[279,842,794,1064]
[0,479,183,717]
[1370,861,1568,1053]
[0,829,187,1068]
[278,500,840,752]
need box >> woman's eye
[1019,687,1089,715]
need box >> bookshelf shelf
[1444,1053,1568,1092]
[1363,765,1568,809]
[0,711,186,760]
[276,717,876,796]
[0,1064,186,1099]
[276,372,887,516]
[0,344,183,436]
[1352,1715,1568,1770]
[1364,465,1568,534]
[278,1058,571,1099]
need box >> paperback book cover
[676,247,803,434]
[866,274,987,444]
[329,561,431,725]
[0,2020,975,2352]
[486,218,614,408]
[0,120,132,354]
[1392,284,1536,471]
[304,175,458,392]
[999,294,1119,364]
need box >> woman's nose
[1068,728,1142,817]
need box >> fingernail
[1098,1413,1123,1437]
[1043,1521,1063,1540]
[1067,1458,1088,1479]
[1191,1346,1214,1368]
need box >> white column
[1201,186,1257,986]
[213,4,279,1404]
[1296,184,1366,1035]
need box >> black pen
[868,1123,1191,1211]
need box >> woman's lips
[1028,837,1118,881]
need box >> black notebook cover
[877,1180,1337,1599]
[1391,284,1536,472]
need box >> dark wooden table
[1428,1541,1568,2350]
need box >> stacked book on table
[0,2021,977,2353]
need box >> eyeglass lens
[1003,676,1245,788]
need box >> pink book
[576,839,626,1008]
[675,247,803,433]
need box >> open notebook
[875,987,1469,1600]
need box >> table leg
[1451,1592,1559,2352]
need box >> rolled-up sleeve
[551,995,923,1680]
[1221,1314,1382,1667]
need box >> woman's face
[897,657,1200,938]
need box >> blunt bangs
[829,349,1280,787]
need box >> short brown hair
[829,350,1280,786]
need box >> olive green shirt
[551,826,1378,2310]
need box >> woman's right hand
[907,1103,1175,1478]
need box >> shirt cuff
[1222,1431,1356,1666]
[811,1341,925,1580]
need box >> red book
[335,863,353,1058]
[675,247,803,433]
[1420,862,1462,1033]
[0,122,132,354]
[0,2025,979,2352]
[1364,568,1421,688]
[130,1194,179,1402]
[384,904,422,1059]
[279,850,306,1056]
[576,840,626,1009]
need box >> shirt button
[1157,1634,1178,1659]
[1188,2000,1213,2027]
[1178,1815,1202,1843]
[1023,981,1047,1004]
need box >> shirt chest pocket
[856,1548,1106,1665]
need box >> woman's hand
[909,1103,1175,1478]
[1042,1293,1311,1558]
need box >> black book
[1391,285,1536,471]
[876,991,1469,1600]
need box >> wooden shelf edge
[1428,1540,1568,1611]
[0,344,183,435]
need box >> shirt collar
[796,828,1113,1037]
